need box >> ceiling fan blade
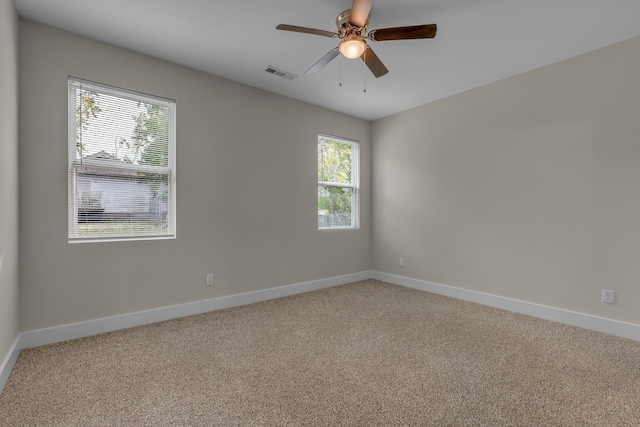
[305,47,340,75]
[349,0,373,28]
[360,46,388,78]
[276,24,337,38]
[369,24,437,41]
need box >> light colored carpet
[1,280,639,426]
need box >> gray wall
[19,20,371,331]
[0,0,19,366]
[372,36,640,325]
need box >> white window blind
[318,134,358,229]
[68,77,176,242]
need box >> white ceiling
[14,0,640,121]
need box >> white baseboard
[373,271,640,342]
[0,335,21,394]
[18,271,372,350]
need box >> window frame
[67,77,176,243]
[317,133,359,230]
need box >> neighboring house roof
[78,150,138,178]
[84,150,119,161]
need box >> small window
[68,78,176,242]
[318,134,358,229]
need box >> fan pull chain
[363,50,367,93]
[339,55,343,87]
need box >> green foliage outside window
[76,92,102,155]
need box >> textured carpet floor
[1,280,640,426]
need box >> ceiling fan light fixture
[339,38,366,59]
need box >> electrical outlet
[206,274,214,286]
[399,258,405,267]
[602,289,615,304]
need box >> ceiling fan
[276,0,437,78]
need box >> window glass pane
[318,139,352,184]
[318,186,353,228]
[76,172,170,239]
[74,90,169,167]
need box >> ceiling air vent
[265,66,297,81]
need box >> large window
[318,134,358,229]
[68,78,176,242]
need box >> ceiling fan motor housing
[336,9,369,39]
